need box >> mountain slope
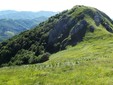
[0,5,113,66]
[1,33,113,84]
[0,17,48,42]
[0,11,57,42]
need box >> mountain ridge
[0,17,48,42]
[0,5,113,66]
[0,11,57,42]
[0,10,57,19]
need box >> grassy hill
[0,30,113,84]
[0,5,113,66]
[0,5,113,84]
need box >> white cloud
[0,0,113,18]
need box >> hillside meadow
[0,29,113,85]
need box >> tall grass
[0,27,113,85]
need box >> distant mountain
[0,17,48,42]
[0,10,57,42]
[0,5,113,66]
[0,10,57,19]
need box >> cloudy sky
[0,0,112,18]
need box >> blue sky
[0,0,113,18]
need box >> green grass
[1,28,113,85]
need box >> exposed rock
[83,9,95,18]
[48,16,77,44]
[77,14,85,20]
[89,26,95,32]
[70,20,88,45]
[48,16,70,43]
[70,20,88,35]
[103,23,113,32]
[94,12,101,26]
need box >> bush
[10,49,37,65]
[9,49,51,65]
[38,52,51,63]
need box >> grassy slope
[0,26,113,85]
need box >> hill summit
[0,5,113,66]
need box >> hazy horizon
[0,10,57,12]
[0,0,113,18]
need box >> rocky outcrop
[103,22,113,32]
[89,26,95,32]
[69,20,88,45]
[94,12,102,26]
[48,15,77,44]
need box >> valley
[0,10,57,42]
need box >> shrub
[10,49,37,65]
[38,52,51,63]
[9,49,51,65]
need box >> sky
[0,0,113,18]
